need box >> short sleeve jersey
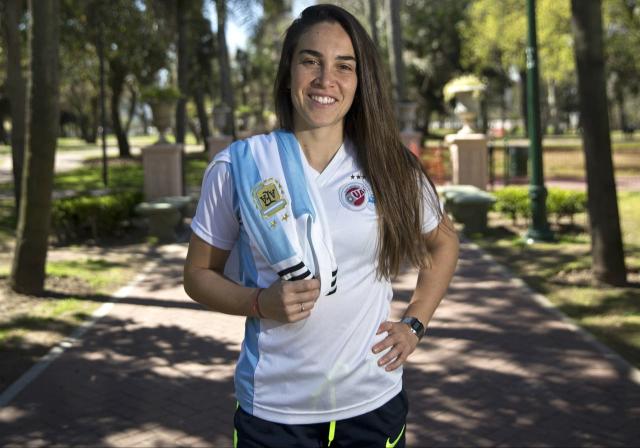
[191,138,440,424]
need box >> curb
[465,239,640,386]
[0,260,158,408]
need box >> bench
[439,185,496,234]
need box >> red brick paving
[0,242,639,447]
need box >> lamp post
[525,0,553,242]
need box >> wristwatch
[400,316,425,341]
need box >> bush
[547,188,587,224]
[51,191,143,242]
[493,186,587,225]
[493,187,530,225]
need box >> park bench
[439,185,496,234]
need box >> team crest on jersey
[252,178,288,219]
[339,181,373,211]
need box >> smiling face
[289,21,358,136]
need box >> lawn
[471,191,640,368]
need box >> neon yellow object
[386,425,405,448]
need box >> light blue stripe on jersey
[236,316,260,413]
[274,130,316,220]
[231,173,260,412]
[228,139,298,265]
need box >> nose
[313,65,335,87]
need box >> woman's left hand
[372,321,419,371]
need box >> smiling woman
[184,4,459,447]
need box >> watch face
[402,317,425,339]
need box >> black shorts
[233,389,408,448]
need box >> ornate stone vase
[443,75,486,134]
[151,101,173,143]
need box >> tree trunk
[215,0,236,139]
[89,96,98,142]
[3,0,27,214]
[368,0,379,49]
[195,90,210,153]
[10,0,61,295]
[571,0,627,286]
[176,0,189,144]
[387,0,406,102]
[547,79,560,134]
[123,83,137,136]
[109,69,130,157]
[616,87,628,132]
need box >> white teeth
[311,95,336,105]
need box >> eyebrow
[298,49,356,62]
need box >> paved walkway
[1,241,639,447]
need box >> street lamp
[525,0,553,242]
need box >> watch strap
[401,316,425,341]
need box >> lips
[309,94,337,105]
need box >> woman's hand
[259,278,321,323]
[372,321,419,371]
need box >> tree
[242,0,291,131]
[214,0,236,138]
[1,0,27,213]
[402,0,470,133]
[176,0,191,144]
[10,0,61,294]
[71,0,171,157]
[462,0,575,134]
[387,0,406,102]
[571,0,627,286]
[603,0,640,131]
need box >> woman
[184,4,459,447]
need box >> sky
[205,0,316,53]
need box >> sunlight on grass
[0,299,97,348]
[47,258,128,291]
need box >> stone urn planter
[443,75,486,134]
[142,86,180,143]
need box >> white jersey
[191,138,440,424]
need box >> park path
[0,143,204,187]
[0,241,639,447]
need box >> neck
[293,125,345,173]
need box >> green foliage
[546,188,587,224]
[493,186,587,224]
[141,85,181,103]
[51,191,143,242]
[402,0,470,123]
[493,187,530,224]
[462,0,574,84]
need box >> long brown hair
[274,4,443,279]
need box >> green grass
[53,161,144,192]
[0,299,94,344]
[46,258,129,291]
[472,192,640,368]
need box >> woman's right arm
[183,233,259,317]
[183,233,321,321]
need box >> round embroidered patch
[339,182,369,211]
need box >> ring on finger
[300,303,305,312]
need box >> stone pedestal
[445,133,488,190]
[141,143,184,201]
[400,131,423,159]
[207,135,233,161]
[135,202,181,242]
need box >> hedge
[492,187,587,225]
[51,191,143,242]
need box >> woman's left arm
[373,215,459,371]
